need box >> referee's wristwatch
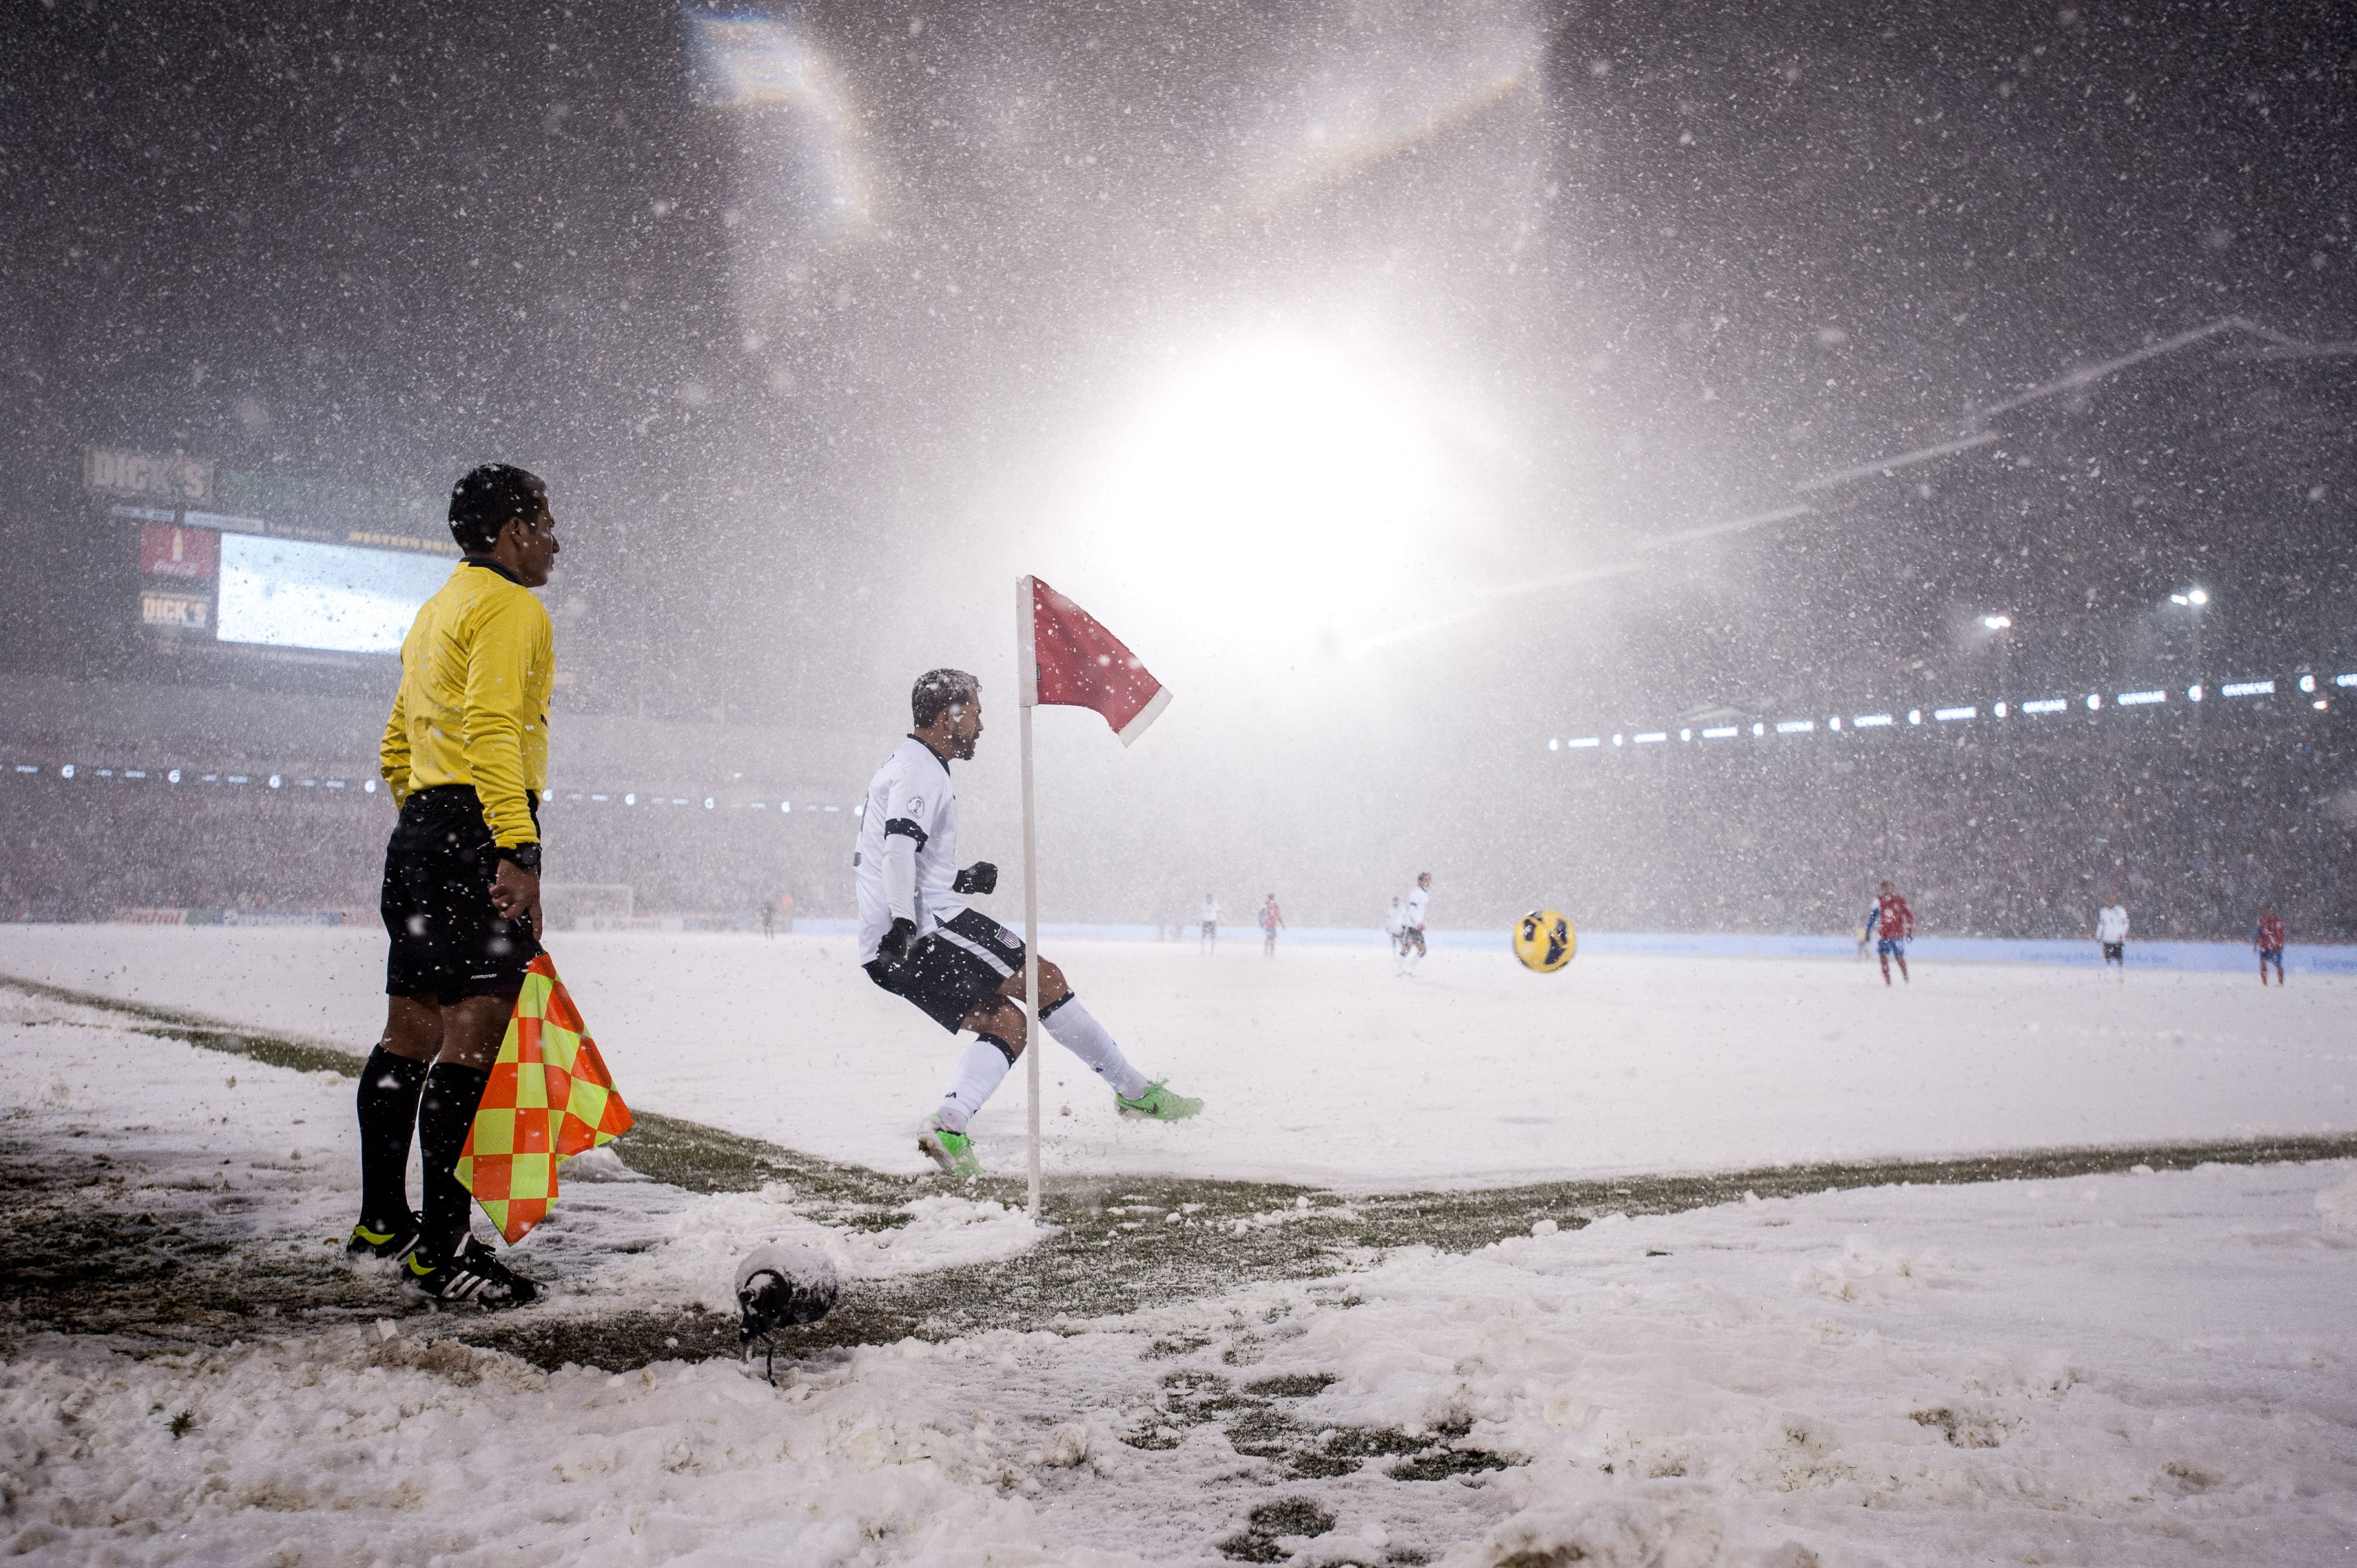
[496,843,543,874]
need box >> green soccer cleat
[1115,1079,1203,1122]
[918,1118,983,1179]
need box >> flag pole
[1016,576,1042,1222]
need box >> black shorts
[382,784,542,1005]
[2102,941,2124,962]
[865,908,1026,1033]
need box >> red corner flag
[1019,576,1171,745]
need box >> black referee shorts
[381,784,542,1005]
[865,908,1027,1032]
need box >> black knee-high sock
[355,1047,431,1226]
[417,1062,491,1260]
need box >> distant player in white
[2095,896,2129,981]
[1199,895,1219,954]
[1396,873,1431,975]
[857,670,1202,1177]
[1384,896,1406,957]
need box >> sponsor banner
[139,589,211,630]
[139,523,217,580]
[85,446,214,504]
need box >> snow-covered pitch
[0,967,2352,1565]
[1,924,2348,1186]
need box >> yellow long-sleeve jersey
[380,560,554,849]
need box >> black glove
[953,861,999,896]
[878,916,919,964]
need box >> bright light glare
[1981,614,2011,630]
[1092,339,1440,643]
[2188,588,2209,605]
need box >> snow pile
[0,1329,1082,1566]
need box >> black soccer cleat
[406,1238,540,1308]
[346,1212,425,1262]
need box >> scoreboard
[90,446,455,661]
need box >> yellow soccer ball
[1514,910,1576,973]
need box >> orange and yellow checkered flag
[455,953,633,1245]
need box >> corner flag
[1020,576,1171,745]
[1012,576,1168,1221]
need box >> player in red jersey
[2254,905,2287,986]
[1871,880,1914,986]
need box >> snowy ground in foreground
[2,925,2351,1186]
[4,984,2356,1566]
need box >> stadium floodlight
[1566,737,1600,748]
[1854,714,1894,727]
[2188,588,2209,605]
[2188,685,2203,702]
[2021,699,2065,714]
[2221,680,2274,697]
[2086,694,2102,710]
[1981,614,2011,630]
[1775,719,1815,734]
[1701,727,1738,740]
[1906,709,1922,725]
[2116,690,2165,706]
[1993,701,2008,717]
[1933,706,1976,722]
[1634,732,1668,744]
[2299,674,2317,693]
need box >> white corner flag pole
[1016,576,1043,1222]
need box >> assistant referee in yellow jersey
[347,463,559,1307]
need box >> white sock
[935,1039,1010,1134]
[1042,998,1150,1099]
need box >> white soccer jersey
[1404,885,1430,929]
[1384,901,1404,936]
[2096,905,2129,943]
[1201,898,1219,924]
[855,736,966,964]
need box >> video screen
[214,533,454,655]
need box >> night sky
[2,0,2351,726]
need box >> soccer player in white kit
[1199,895,1219,954]
[2095,896,2129,981]
[1384,897,1406,957]
[857,670,1202,1178]
[1396,873,1431,975]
